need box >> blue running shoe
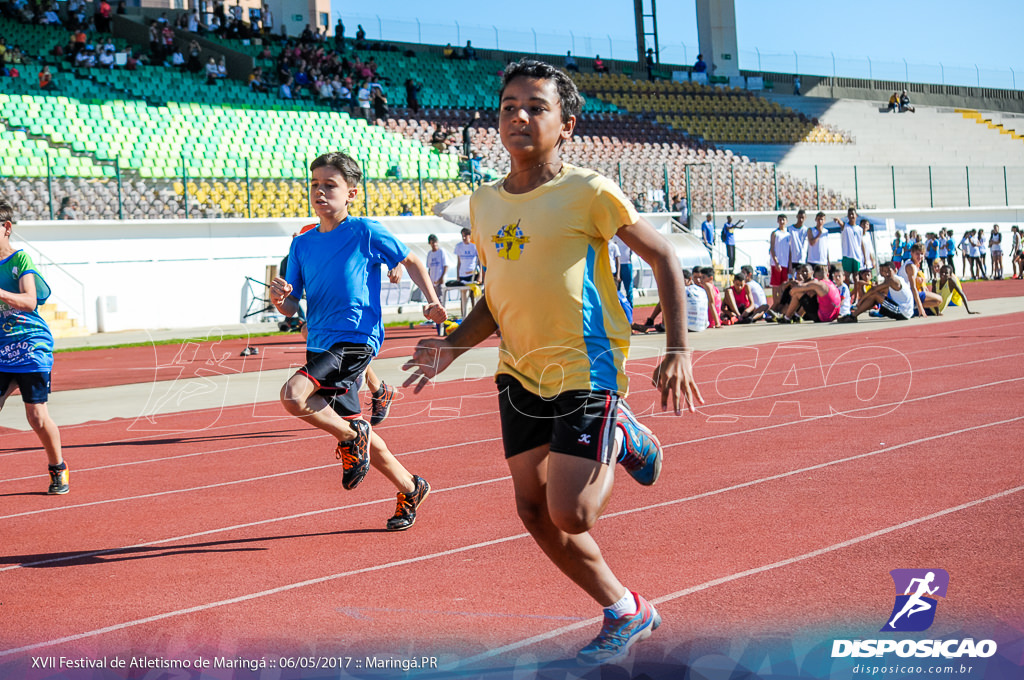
[616,400,663,486]
[577,592,662,666]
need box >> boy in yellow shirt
[402,60,702,665]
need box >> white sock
[613,427,625,462]
[606,590,637,618]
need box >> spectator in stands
[204,56,219,84]
[430,123,452,153]
[334,17,344,49]
[793,75,801,95]
[769,214,791,300]
[262,4,273,37]
[564,51,578,72]
[371,86,388,122]
[693,54,707,73]
[148,20,162,62]
[249,66,268,93]
[645,48,655,82]
[887,92,899,112]
[898,89,916,113]
[443,43,455,59]
[187,8,200,34]
[700,213,714,253]
[463,40,476,60]
[462,111,481,159]
[161,23,175,56]
[838,261,914,323]
[40,3,61,25]
[279,75,293,99]
[357,80,372,120]
[37,64,56,89]
[186,39,202,73]
[116,1,126,15]
[248,4,261,33]
[593,54,607,74]
[354,24,366,49]
[96,0,111,33]
[168,46,185,69]
[56,197,78,220]
[806,211,829,268]
[98,42,115,68]
[216,55,227,79]
[334,78,350,110]
[404,78,421,113]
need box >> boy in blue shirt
[0,198,67,494]
[270,152,446,531]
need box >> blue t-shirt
[701,220,715,245]
[722,221,736,246]
[0,250,54,373]
[285,217,409,354]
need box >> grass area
[54,330,290,354]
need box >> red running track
[1,313,1022,676]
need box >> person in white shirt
[787,209,808,277]
[737,265,769,323]
[607,239,621,284]
[836,207,862,285]
[805,211,829,267]
[611,234,634,308]
[838,260,914,323]
[859,219,875,273]
[425,234,448,306]
[768,214,791,303]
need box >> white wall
[13,205,1022,333]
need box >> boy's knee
[548,504,599,535]
[515,498,548,530]
[24,405,50,431]
[279,383,307,414]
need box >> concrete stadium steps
[723,96,1024,208]
[39,303,89,339]
[957,109,1024,144]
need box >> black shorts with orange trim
[495,374,619,463]
[300,342,374,418]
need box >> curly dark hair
[499,59,584,124]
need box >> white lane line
[1,418,1019,659]
[0,476,513,573]
[453,484,1024,669]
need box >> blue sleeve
[284,237,304,299]
[367,221,410,269]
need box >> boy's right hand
[270,277,292,305]
[402,338,456,393]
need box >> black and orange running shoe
[369,382,395,426]
[386,475,430,531]
[336,419,371,490]
[48,464,69,495]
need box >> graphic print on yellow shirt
[470,164,639,398]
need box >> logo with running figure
[881,569,949,632]
[492,220,530,261]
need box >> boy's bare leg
[367,431,415,493]
[365,366,382,394]
[508,445,625,607]
[850,284,889,317]
[784,292,805,318]
[280,374,359,441]
[723,289,740,317]
[23,403,63,467]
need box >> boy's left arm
[617,219,704,415]
[401,253,447,323]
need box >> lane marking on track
[5,315,1019,447]
[3,343,1020,484]
[452,483,1024,669]
[1,412,1020,658]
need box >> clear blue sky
[331,1,1024,90]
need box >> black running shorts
[496,374,620,463]
[299,342,374,418]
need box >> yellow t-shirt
[470,164,639,398]
[937,275,964,312]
